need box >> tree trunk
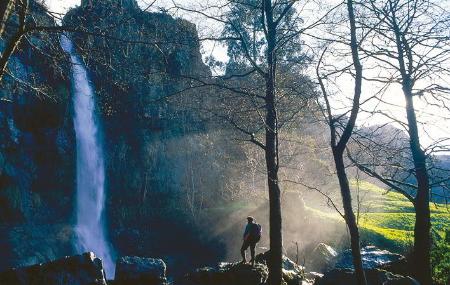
[333,151,367,285]
[390,4,432,277]
[331,1,366,283]
[404,89,432,285]
[265,44,283,285]
[265,91,282,285]
[266,154,283,285]
[0,0,27,82]
[0,0,14,37]
[264,1,283,284]
[0,31,24,81]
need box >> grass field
[341,180,449,284]
[349,180,450,249]
[304,180,449,248]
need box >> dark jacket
[243,222,261,241]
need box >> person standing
[240,216,262,266]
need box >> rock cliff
[0,0,234,273]
[62,0,229,271]
[0,0,75,270]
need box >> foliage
[222,0,306,73]
[431,234,450,285]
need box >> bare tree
[0,0,29,81]
[316,0,367,284]
[166,0,330,283]
[345,1,450,283]
[0,0,15,36]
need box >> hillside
[304,180,449,284]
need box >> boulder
[184,252,308,285]
[254,251,307,285]
[184,262,268,285]
[255,251,304,275]
[0,252,107,285]
[313,268,419,285]
[283,269,303,285]
[308,243,338,272]
[305,271,323,280]
[335,246,408,275]
[114,256,167,285]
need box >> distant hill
[353,124,449,203]
[432,155,450,203]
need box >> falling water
[60,34,115,278]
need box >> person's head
[247,216,254,223]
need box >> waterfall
[60,34,115,279]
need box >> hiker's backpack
[251,223,262,238]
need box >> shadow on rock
[0,252,107,285]
[313,268,419,285]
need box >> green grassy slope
[305,180,449,284]
[303,180,449,249]
[348,181,450,284]
[350,180,449,249]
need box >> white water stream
[61,34,115,278]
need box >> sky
[44,0,449,153]
[45,0,79,14]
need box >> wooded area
[0,0,449,284]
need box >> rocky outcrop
[63,1,209,121]
[335,246,408,275]
[307,243,337,272]
[184,262,269,285]
[0,252,107,285]
[313,268,418,285]
[114,256,167,285]
[0,224,75,271]
[0,0,74,272]
[254,251,307,285]
[185,252,309,285]
[81,0,139,9]
[255,251,305,275]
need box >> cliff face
[62,2,231,270]
[64,0,209,120]
[0,0,233,272]
[81,0,139,9]
[0,0,75,270]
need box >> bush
[431,231,450,285]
